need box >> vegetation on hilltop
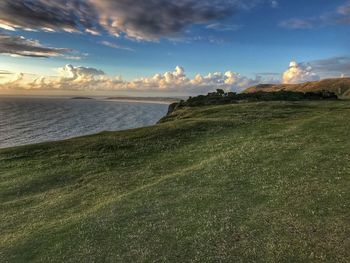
[1,101,350,262]
[244,77,350,98]
[162,89,338,118]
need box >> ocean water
[0,97,169,149]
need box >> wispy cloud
[0,33,71,58]
[308,56,350,78]
[100,41,134,52]
[206,23,242,32]
[0,70,13,79]
[63,51,89,61]
[279,18,314,29]
[270,0,278,9]
[280,1,350,29]
[0,70,14,75]
[338,1,350,15]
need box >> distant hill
[71,97,94,100]
[107,96,180,103]
[244,78,350,98]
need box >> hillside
[244,78,350,98]
[1,101,350,262]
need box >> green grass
[1,101,350,262]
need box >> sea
[0,97,169,149]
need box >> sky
[0,0,349,96]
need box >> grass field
[1,101,350,262]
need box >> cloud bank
[0,65,262,94]
[0,0,273,41]
[0,1,277,57]
[0,57,350,95]
[2,58,347,93]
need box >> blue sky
[0,0,349,95]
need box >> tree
[216,89,225,96]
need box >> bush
[171,90,338,110]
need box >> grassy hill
[244,78,350,98]
[1,101,350,262]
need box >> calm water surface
[0,97,168,149]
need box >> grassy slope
[244,78,350,98]
[1,101,350,262]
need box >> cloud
[0,69,13,79]
[92,0,237,40]
[0,0,98,33]
[0,33,71,57]
[0,72,25,88]
[64,56,85,61]
[281,57,350,81]
[58,64,105,79]
[280,1,350,29]
[282,61,320,84]
[206,23,242,32]
[338,1,350,15]
[0,0,275,41]
[100,41,134,52]
[124,66,260,93]
[2,59,345,92]
[0,65,262,94]
[279,19,314,29]
[0,70,13,75]
[308,56,350,77]
[270,0,278,8]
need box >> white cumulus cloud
[282,61,320,84]
[58,64,105,79]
